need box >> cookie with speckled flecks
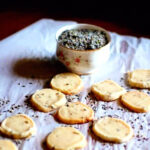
[46,127,87,150]
[0,114,36,139]
[128,69,150,88]
[121,91,150,113]
[56,102,94,124]
[0,139,18,150]
[91,80,126,101]
[31,88,67,112]
[92,117,133,143]
[50,73,83,95]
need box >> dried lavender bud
[58,29,108,50]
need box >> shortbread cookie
[92,117,133,143]
[0,139,18,150]
[31,88,67,112]
[128,69,150,88]
[46,127,86,150]
[121,91,150,113]
[0,114,36,139]
[50,73,83,95]
[57,102,94,124]
[91,80,126,101]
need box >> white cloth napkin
[0,19,150,150]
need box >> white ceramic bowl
[56,24,111,75]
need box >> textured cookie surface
[92,117,133,143]
[128,69,150,88]
[31,88,67,112]
[0,140,18,150]
[50,73,83,95]
[121,91,150,112]
[57,102,94,124]
[46,127,87,150]
[0,114,36,139]
[91,80,126,101]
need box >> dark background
[0,0,150,40]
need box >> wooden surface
[0,11,150,41]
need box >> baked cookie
[56,102,94,124]
[121,91,150,113]
[50,73,83,95]
[0,139,18,150]
[0,114,36,139]
[31,88,67,112]
[91,80,126,101]
[128,69,150,88]
[46,127,87,150]
[92,117,133,143]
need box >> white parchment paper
[0,19,150,150]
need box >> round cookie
[50,73,83,95]
[128,69,150,88]
[46,127,87,150]
[91,80,126,101]
[121,91,150,113]
[0,139,18,150]
[57,102,94,124]
[31,88,67,112]
[92,117,133,143]
[0,114,36,139]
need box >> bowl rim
[56,23,111,52]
